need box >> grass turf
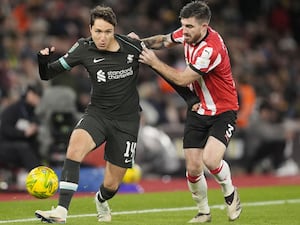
[0,185,299,225]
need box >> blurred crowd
[0,0,300,181]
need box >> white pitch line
[1,199,300,224]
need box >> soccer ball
[26,166,59,199]
[123,164,142,183]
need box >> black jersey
[40,35,143,120]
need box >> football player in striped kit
[133,1,242,223]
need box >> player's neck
[107,39,120,52]
[195,29,208,45]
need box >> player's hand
[37,47,55,80]
[39,47,55,56]
[139,47,159,67]
[127,32,140,40]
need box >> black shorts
[75,113,140,168]
[183,110,237,149]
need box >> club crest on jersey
[195,57,210,69]
[127,54,134,64]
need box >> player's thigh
[184,148,205,175]
[67,115,106,161]
[210,110,237,147]
[203,136,227,169]
[66,129,96,161]
[183,111,209,149]
[203,110,237,168]
[74,114,106,147]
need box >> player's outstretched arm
[139,46,199,86]
[127,32,175,49]
[37,47,65,81]
[142,33,175,49]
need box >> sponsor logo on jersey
[107,67,133,80]
[97,70,106,82]
[96,67,134,83]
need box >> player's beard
[184,33,202,45]
[184,35,196,44]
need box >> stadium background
[0,0,300,189]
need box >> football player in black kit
[35,5,144,223]
[35,5,198,223]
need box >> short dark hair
[26,83,43,97]
[90,6,117,27]
[179,1,211,23]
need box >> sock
[58,159,80,210]
[210,160,234,197]
[224,191,234,205]
[97,184,118,203]
[186,172,210,214]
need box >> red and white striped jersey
[171,26,239,115]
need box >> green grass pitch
[0,185,299,225]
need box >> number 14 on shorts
[124,141,136,163]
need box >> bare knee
[66,146,87,162]
[186,159,204,176]
[202,137,226,170]
[66,142,95,162]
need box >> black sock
[97,184,118,203]
[58,159,80,209]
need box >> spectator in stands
[0,83,43,171]
[236,75,256,130]
[245,100,287,173]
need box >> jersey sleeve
[133,39,144,54]
[37,38,84,80]
[57,38,85,70]
[171,27,184,44]
[118,34,144,54]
